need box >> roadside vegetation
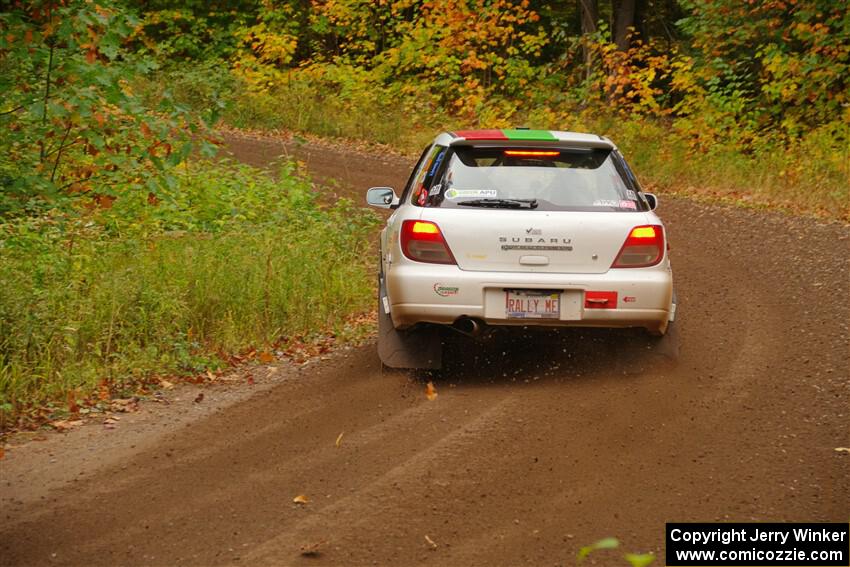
[0,161,378,425]
[0,2,377,427]
[129,0,848,219]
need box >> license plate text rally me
[505,290,560,319]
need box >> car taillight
[611,225,665,268]
[400,220,457,264]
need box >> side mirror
[366,187,399,209]
[643,192,658,211]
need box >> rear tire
[377,273,442,369]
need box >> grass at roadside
[0,160,380,428]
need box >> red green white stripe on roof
[452,129,558,141]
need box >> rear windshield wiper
[456,198,538,209]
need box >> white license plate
[505,289,560,319]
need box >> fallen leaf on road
[293,494,309,504]
[577,537,620,563]
[103,417,119,425]
[194,393,204,403]
[424,535,437,549]
[52,420,83,432]
[159,379,174,390]
[206,370,215,381]
[247,374,255,385]
[624,552,656,567]
[259,351,275,363]
[97,382,110,402]
[0,447,5,460]
[335,432,344,447]
[835,447,850,453]
[300,541,326,557]
[216,375,241,383]
[110,398,137,412]
[67,390,79,415]
[425,382,438,401]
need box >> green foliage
[125,0,849,150]
[135,60,236,133]
[307,0,548,114]
[225,63,423,147]
[0,0,212,217]
[125,0,261,62]
[677,0,849,139]
[0,161,380,421]
[167,0,845,218]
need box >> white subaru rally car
[366,129,675,369]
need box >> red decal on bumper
[584,291,618,309]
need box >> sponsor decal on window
[445,188,498,200]
[592,199,620,207]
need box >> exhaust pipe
[451,317,482,337]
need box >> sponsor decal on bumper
[433,283,459,297]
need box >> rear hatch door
[420,208,651,274]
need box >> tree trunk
[580,0,598,35]
[579,0,598,81]
[614,0,637,50]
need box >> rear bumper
[385,263,673,332]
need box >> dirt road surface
[1,132,848,566]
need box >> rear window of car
[417,146,647,212]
